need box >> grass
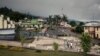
[0,48,84,56]
[0,48,98,56]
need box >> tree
[53,42,59,51]
[80,33,91,56]
[15,24,22,40]
[79,22,84,26]
[62,14,68,22]
[47,15,68,29]
[75,22,84,33]
[47,15,54,29]
[69,21,77,27]
[20,35,26,47]
[75,26,84,33]
[0,7,38,22]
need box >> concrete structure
[0,15,15,40]
[0,15,15,29]
[0,29,15,40]
[60,21,71,28]
[84,21,100,39]
[28,36,80,51]
[17,18,45,39]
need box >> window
[7,21,10,24]
[97,34,99,38]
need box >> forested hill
[0,7,40,22]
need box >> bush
[0,45,8,49]
[9,47,24,51]
[53,42,59,51]
[35,49,42,53]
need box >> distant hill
[68,19,85,26]
[0,7,40,22]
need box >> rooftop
[84,21,100,27]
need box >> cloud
[0,0,100,21]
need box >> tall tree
[20,35,26,47]
[75,26,84,33]
[47,15,68,28]
[62,14,68,22]
[15,24,22,40]
[80,33,91,56]
[69,21,77,27]
[75,22,84,33]
[79,22,84,26]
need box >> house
[84,21,100,39]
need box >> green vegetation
[47,15,68,26]
[75,26,84,33]
[0,48,84,56]
[19,35,26,47]
[31,19,40,25]
[80,33,91,56]
[15,24,22,40]
[69,21,77,27]
[0,45,23,51]
[9,47,24,51]
[0,7,39,22]
[0,45,8,49]
[74,22,84,33]
[53,42,59,51]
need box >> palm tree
[62,14,68,22]
[80,33,91,56]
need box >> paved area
[0,40,22,47]
[46,27,80,37]
[0,37,100,55]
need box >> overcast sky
[0,0,100,21]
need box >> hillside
[0,7,40,22]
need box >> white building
[60,21,71,28]
[0,15,15,40]
[0,15,15,29]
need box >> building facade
[0,15,15,40]
[0,15,15,29]
[84,21,100,39]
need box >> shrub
[53,42,59,51]
[9,47,24,51]
[35,49,42,53]
[0,45,8,49]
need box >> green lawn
[0,49,96,56]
